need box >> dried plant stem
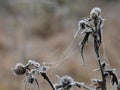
[98,59,106,90]
[82,85,93,90]
[75,82,93,90]
[41,73,55,90]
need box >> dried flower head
[93,61,118,87]
[26,60,41,68]
[55,75,86,90]
[39,65,49,74]
[55,75,74,90]
[101,61,108,71]
[55,75,74,89]
[78,20,86,30]
[105,69,118,85]
[12,60,54,90]
[93,61,108,71]
[13,63,26,75]
[74,20,87,38]
[91,78,103,89]
[90,7,101,19]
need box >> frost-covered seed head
[101,61,108,70]
[58,75,74,85]
[27,60,41,68]
[41,66,49,73]
[78,20,86,29]
[90,7,101,19]
[91,78,103,89]
[62,76,74,85]
[55,75,86,90]
[36,65,49,74]
[13,63,26,75]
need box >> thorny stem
[41,73,55,90]
[98,59,106,90]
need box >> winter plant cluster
[12,7,119,90]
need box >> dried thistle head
[12,60,54,90]
[91,78,103,89]
[74,19,88,38]
[78,20,86,29]
[55,75,75,90]
[61,76,74,85]
[57,75,74,85]
[78,18,94,31]
[101,61,108,71]
[26,60,41,68]
[39,65,49,74]
[93,61,108,71]
[93,61,118,87]
[13,63,26,75]
[90,7,101,19]
[55,75,85,90]
[105,69,118,85]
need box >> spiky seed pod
[13,63,26,75]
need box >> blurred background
[0,0,120,90]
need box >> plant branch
[41,72,55,90]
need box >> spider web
[47,27,83,74]
[38,27,83,85]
